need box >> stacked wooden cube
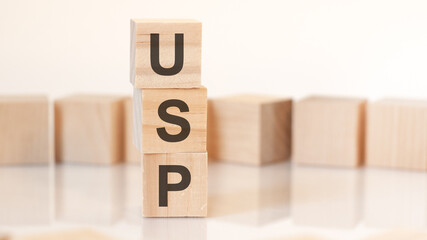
[130,19,207,217]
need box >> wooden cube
[0,96,49,164]
[142,152,207,217]
[366,98,427,170]
[207,94,292,165]
[124,97,139,163]
[133,87,207,153]
[130,19,202,88]
[293,96,366,167]
[55,95,125,164]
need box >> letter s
[156,99,190,142]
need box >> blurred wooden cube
[0,96,49,164]
[207,94,292,165]
[293,96,366,167]
[131,19,201,88]
[142,152,207,217]
[133,87,207,153]
[0,233,8,240]
[124,97,139,163]
[366,98,427,170]
[15,229,118,240]
[55,95,125,164]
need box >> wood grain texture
[124,97,139,163]
[55,95,126,164]
[0,96,49,164]
[293,96,366,167]
[130,19,201,88]
[207,94,292,165]
[14,229,118,240]
[366,98,427,170]
[142,152,208,217]
[133,87,207,153]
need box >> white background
[1,0,427,100]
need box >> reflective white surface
[0,166,52,226]
[1,162,427,239]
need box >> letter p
[159,165,191,207]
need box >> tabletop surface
[0,161,426,240]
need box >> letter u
[150,33,184,76]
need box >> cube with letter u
[130,19,202,88]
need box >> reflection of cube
[142,218,206,240]
[366,99,427,170]
[291,166,361,228]
[133,87,207,153]
[363,168,427,228]
[0,96,49,164]
[142,152,207,217]
[207,94,292,165]
[124,97,139,163]
[293,96,366,167]
[123,163,142,223]
[130,19,202,88]
[55,165,123,224]
[55,95,126,164]
[0,167,51,225]
[208,162,290,226]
